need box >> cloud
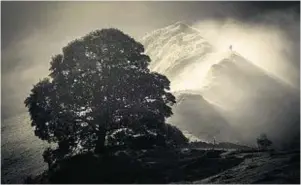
[193,14,299,88]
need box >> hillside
[167,92,241,143]
[2,21,299,184]
[141,22,300,147]
[1,113,51,183]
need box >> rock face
[141,22,300,147]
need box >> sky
[1,1,300,119]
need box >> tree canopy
[24,28,179,165]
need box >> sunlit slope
[142,22,300,147]
[141,22,213,90]
[201,52,300,147]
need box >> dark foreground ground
[193,149,300,184]
[26,148,300,184]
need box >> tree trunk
[95,127,106,154]
[94,109,110,154]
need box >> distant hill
[167,92,242,143]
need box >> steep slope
[142,22,300,147]
[201,52,300,147]
[141,22,233,92]
[141,22,213,86]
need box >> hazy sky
[1,1,300,119]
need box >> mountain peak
[172,21,190,29]
[167,21,202,35]
[141,21,212,76]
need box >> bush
[256,133,272,150]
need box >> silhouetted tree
[24,28,176,164]
[256,133,272,150]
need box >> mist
[139,4,300,147]
[193,17,299,88]
[1,2,300,147]
[1,2,300,183]
[191,11,300,147]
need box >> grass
[26,148,244,184]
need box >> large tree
[25,28,177,164]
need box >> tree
[24,28,176,164]
[256,133,272,150]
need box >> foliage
[106,123,188,150]
[24,28,177,164]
